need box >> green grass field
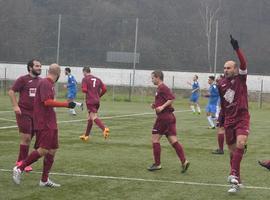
[0,94,270,200]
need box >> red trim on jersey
[44,99,68,107]
[236,49,247,70]
[100,84,107,97]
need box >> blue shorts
[206,104,217,114]
[190,94,199,103]
[67,91,77,100]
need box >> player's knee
[236,140,246,149]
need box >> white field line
[0,111,13,114]
[0,110,191,130]
[0,117,16,122]
[0,168,269,191]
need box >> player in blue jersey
[204,76,219,129]
[187,75,201,114]
[64,67,78,115]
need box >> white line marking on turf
[0,110,191,130]
[0,117,16,122]
[0,111,13,113]
[1,169,270,191]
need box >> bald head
[48,63,61,82]
[224,60,238,78]
[224,60,237,69]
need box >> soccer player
[258,160,270,170]
[79,66,109,142]
[12,63,81,187]
[187,75,201,114]
[64,67,78,115]
[8,59,42,172]
[218,35,250,193]
[148,70,190,173]
[204,76,219,129]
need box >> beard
[31,69,41,76]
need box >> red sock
[172,142,186,164]
[231,148,244,181]
[41,154,54,182]
[153,143,161,165]
[94,118,105,131]
[218,134,224,151]
[85,120,93,136]
[17,144,29,162]
[19,150,41,171]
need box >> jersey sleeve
[81,77,87,93]
[236,49,247,82]
[162,86,175,101]
[11,76,24,92]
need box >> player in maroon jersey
[218,35,250,193]
[258,160,270,170]
[147,70,190,173]
[12,63,81,187]
[79,66,109,142]
[8,59,42,172]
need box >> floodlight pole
[132,17,139,95]
[214,20,219,77]
[56,14,62,64]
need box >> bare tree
[200,0,221,73]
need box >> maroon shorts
[87,104,100,113]
[16,114,34,136]
[225,118,250,145]
[152,113,177,136]
[34,129,59,150]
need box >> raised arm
[230,35,247,72]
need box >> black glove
[230,34,239,50]
[68,102,76,108]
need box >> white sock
[207,116,215,127]
[196,105,201,113]
[190,105,195,112]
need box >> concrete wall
[1,63,270,92]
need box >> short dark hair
[152,70,164,81]
[27,59,39,72]
[209,75,215,81]
[194,75,198,79]
[65,67,71,73]
[83,66,91,73]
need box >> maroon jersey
[218,49,250,127]
[82,74,105,105]
[154,83,175,115]
[33,78,57,130]
[11,74,41,116]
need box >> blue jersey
[208,84,219,105]
[192,81,200,95]
[67,74,77,91]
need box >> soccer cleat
[39,178,61,187]
[207,126,216,129]
[80,103,84,111]
[16,161,33,172]
[103,128,110,139]
[211,149,224,155]
[12,166,22,184]
[228,184,241,193]
[79,134,89,142]
[258,160,270,170]
[197,112,201,115]
[181,160,190,173]
[147,163,162,171]
[227,175,239,185]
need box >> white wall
[1,63,269,92]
